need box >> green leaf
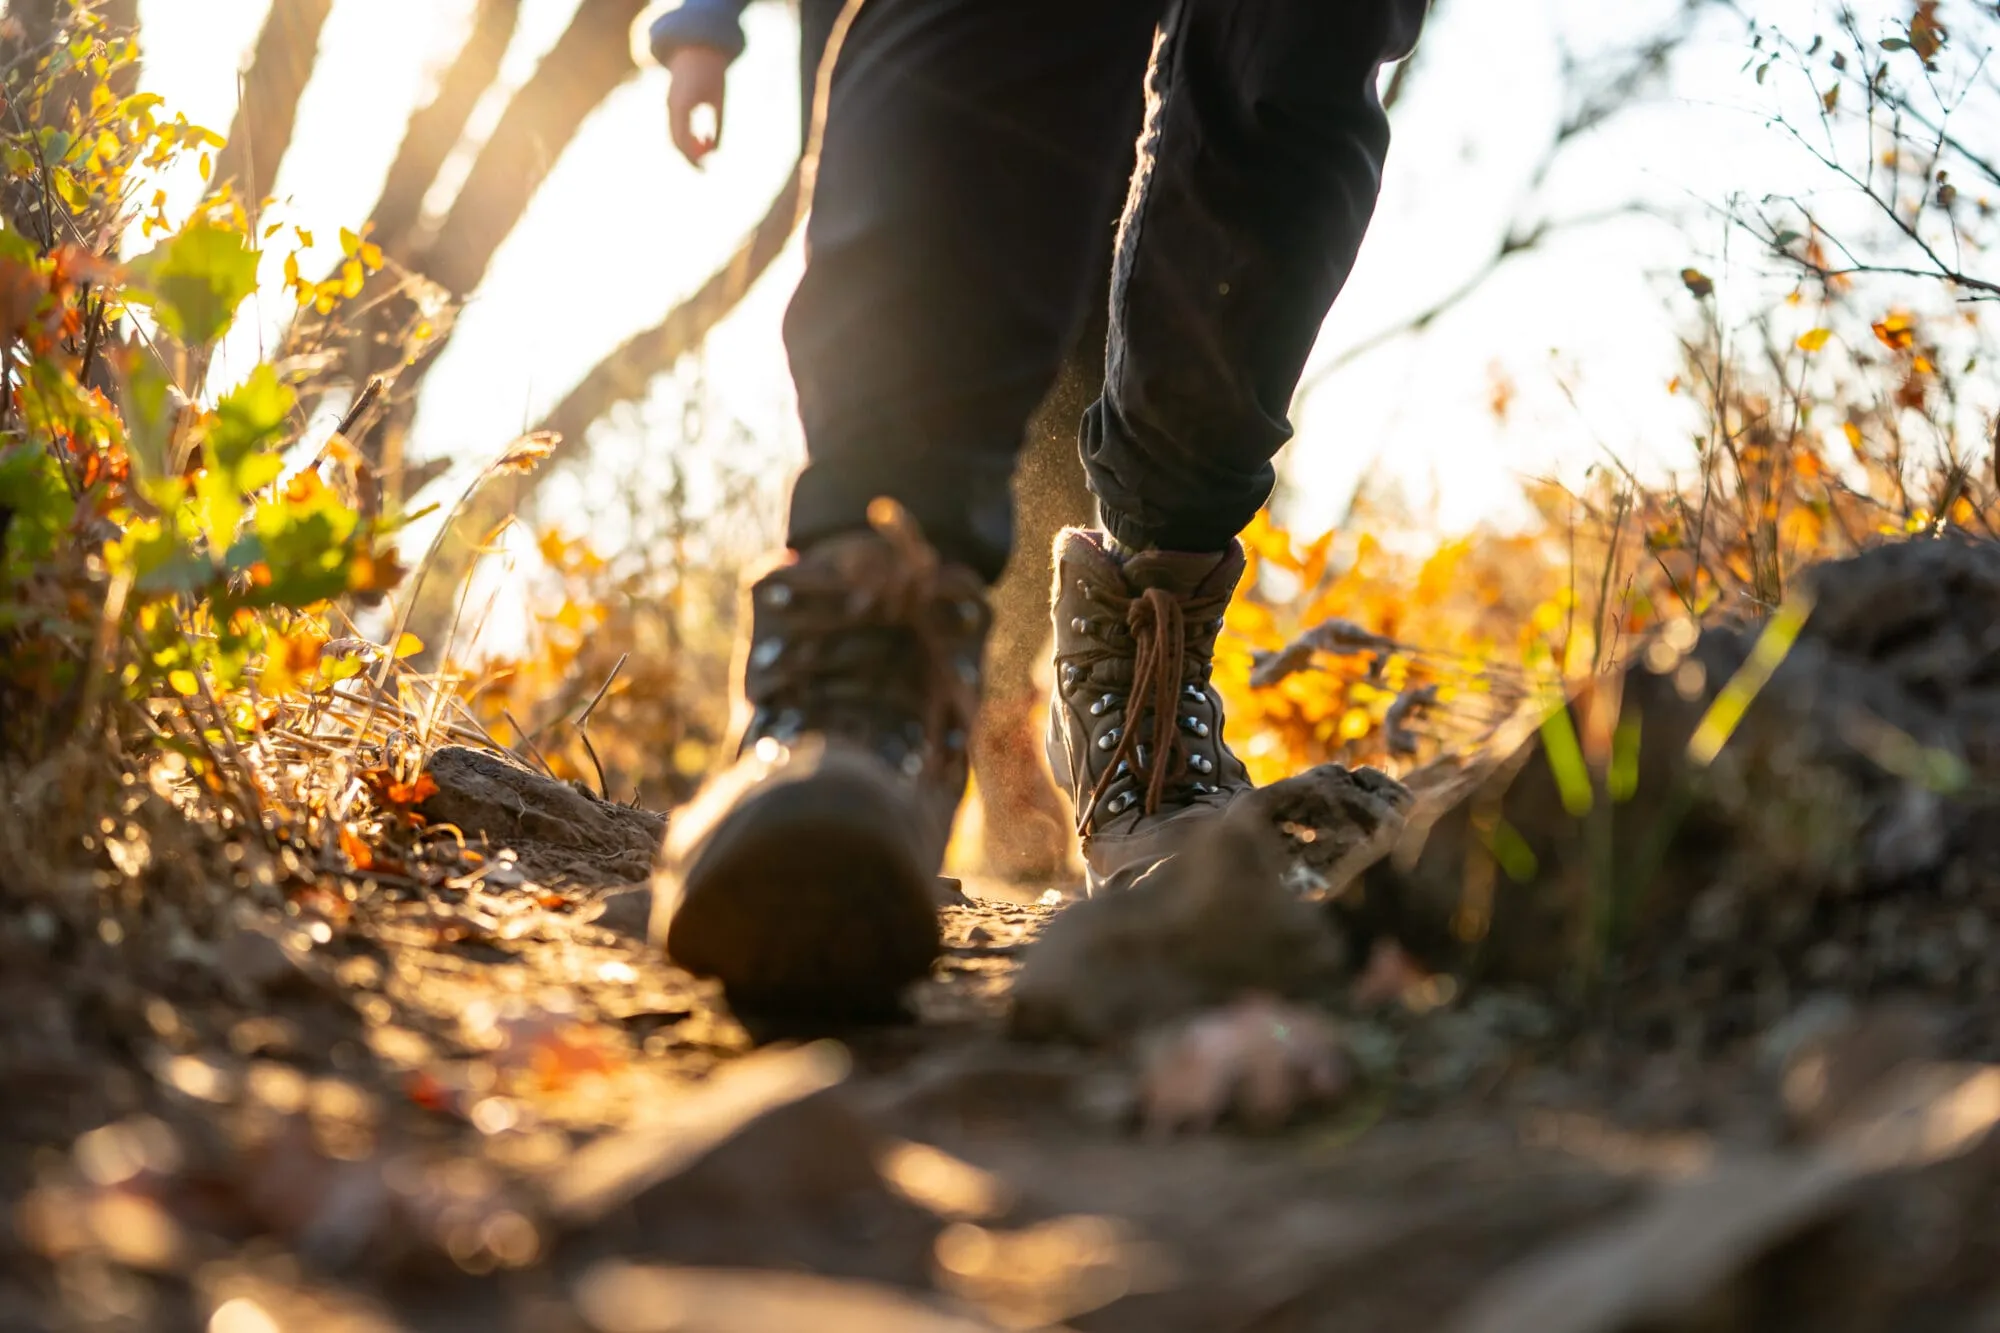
[117,515,212,596]
[192,467,244,552]
[207,364,293,478]
[0,443,75,572]
[224,480,363,609]
[127,221,259,346]
[0,226,42,266]
[120,356,178,482]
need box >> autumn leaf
[338,824,374,870]
[1680,268,1714,299]
[384,773,440,806]
[1909,1,1947,61]
[393,631,425,660]
[1796,327,1832,352]
[1872,312,1917,350]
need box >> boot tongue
[1119,544,1244,598]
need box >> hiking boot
[654,504,989,1021]
[1046,529,1253,893]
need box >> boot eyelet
[954,597,982,627]
[945,728,967,753]
[957,657,980,686]
[1190,753,1214,774]
[901,752,925,778]
[1096,727,1122,751]
[1114,761,1130,778]
[773,709,803,740]
[1180,716,1210,738]
[749,637,784,669]
[1070,617,1091,635]
[1089,693,1119,717]
[1105,792,1135,815]
[761,583,793,608]
[1134,743,1150,768]
[1182,683,1205,701]
[1192,782,1213,795]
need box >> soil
[10,538,2000,1331]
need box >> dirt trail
[11,539,2000,1331]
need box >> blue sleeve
[649,0,752,65]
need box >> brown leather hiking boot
[653,504,989,1021]
[1046,529,1253,893]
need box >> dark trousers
[784,0,1428,583]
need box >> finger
[668,91,707,166]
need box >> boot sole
[663,769,942,1026]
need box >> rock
[1010,797,1350,1045]
[1349,538,2000,992]
[583,883,654,940]
[1259,764,1413,895]
[549,1043,944,1287]
[420,747,668,885]
[1447,1156,1860,1333]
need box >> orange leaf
[384,773,440,806]
[338,825,374,870]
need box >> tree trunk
[208,0,334,210]
[411,0,647,301]
[348,0,646,491]
[399,164,804,654]
[101,0,139,95]
[369,0,522,259]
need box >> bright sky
[132,0,1991,553]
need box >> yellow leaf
[1842,421,1864,450]
[1796,327,1832,352]
[393,632,424,660]
[359,241,384,271]
[167,669,199,696]
[339,226,360,257]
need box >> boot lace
[1065,581,1230,832]
[747,500,982,772]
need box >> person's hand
[667,45,730,166]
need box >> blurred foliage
[1219,0,1999,787]
[0,13,407,757]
